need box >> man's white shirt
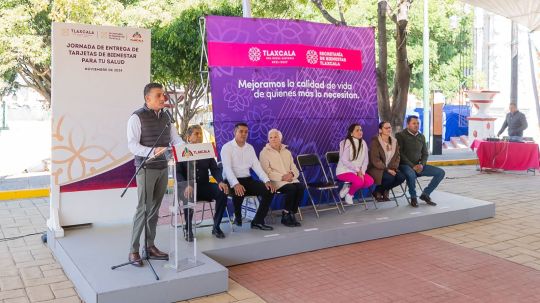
[220,140,270,187]
[127,111,184,157]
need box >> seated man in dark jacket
[395,116,445,207]
[176,125,229,241]
[497,103,528,139]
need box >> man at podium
[176,125,229,240]
[126,83,184,266]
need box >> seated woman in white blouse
[336,123,374,204]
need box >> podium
[165,143,216,271]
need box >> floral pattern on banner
[243,104,277,143]
[51,115,125,186]
[223,82,252,112]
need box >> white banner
[49,22,151,235]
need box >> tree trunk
[174,81,205,139]
[310,0,345,25]
[16,60,51,109]
[180,84,192,139]
[376,1,391,123]
[390,19,411,132]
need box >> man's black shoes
[212,227,226,239]
[251,223,274,231]
[290,213,301,227]
[420,193,437,206]
[410,197,418,207]
[281,212,296,227]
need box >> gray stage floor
[49,191,495,303]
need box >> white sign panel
[173,143,216,162]
[50,22,150,235]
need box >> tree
[304,0,412,130]
[151,1,242,138]
[391,3,412,131]
[0,0,127,109]
[310,0,347,25]
[382,0,413,131]
[0,0,53,108]
[289,0,472,131]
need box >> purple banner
[207,16,378,160]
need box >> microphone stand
[111,109,174,280]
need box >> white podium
[165,143,216,271]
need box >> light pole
[422,0,430,146]
[242,0,252,18]
[0,97,8,131]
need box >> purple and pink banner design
[208,42,362,71]
[207,16,378,159]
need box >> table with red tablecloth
[470,140,540,171]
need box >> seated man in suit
[176,125,229,240]
[220,122,276,230]
[396,116,445,207]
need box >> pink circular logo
[473,130,478,138]
[306,50,318,64]
[248,47,261,62]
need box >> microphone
[163,93,176,123]
[165,109,176,123]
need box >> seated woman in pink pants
[336,123,374,204]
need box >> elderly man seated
[259,129,303,227]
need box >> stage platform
[48,191,495,303]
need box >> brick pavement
[0,198,264,303]
[0,198,79,303]
[1,166,540,302]
[230,233,540,303]
[420,166,540,270]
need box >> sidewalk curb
[0,188,49,201]
[427,159,478,166]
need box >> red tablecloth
[470,140,540,171]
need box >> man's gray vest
[133,104,171,169]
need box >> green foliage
[151,1,242,86]
[150,1,242,86]
[0,69,18,97]
[406,0,473,98]
[252,0,317,20]
[0,0,53,104]
[0,0,472,109]
[256,0,473,100]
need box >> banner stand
[50,22,150,232]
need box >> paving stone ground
[420,166,540,270]
[0,198,262,303]
[1,166,539,302]
[230,233,540,303]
